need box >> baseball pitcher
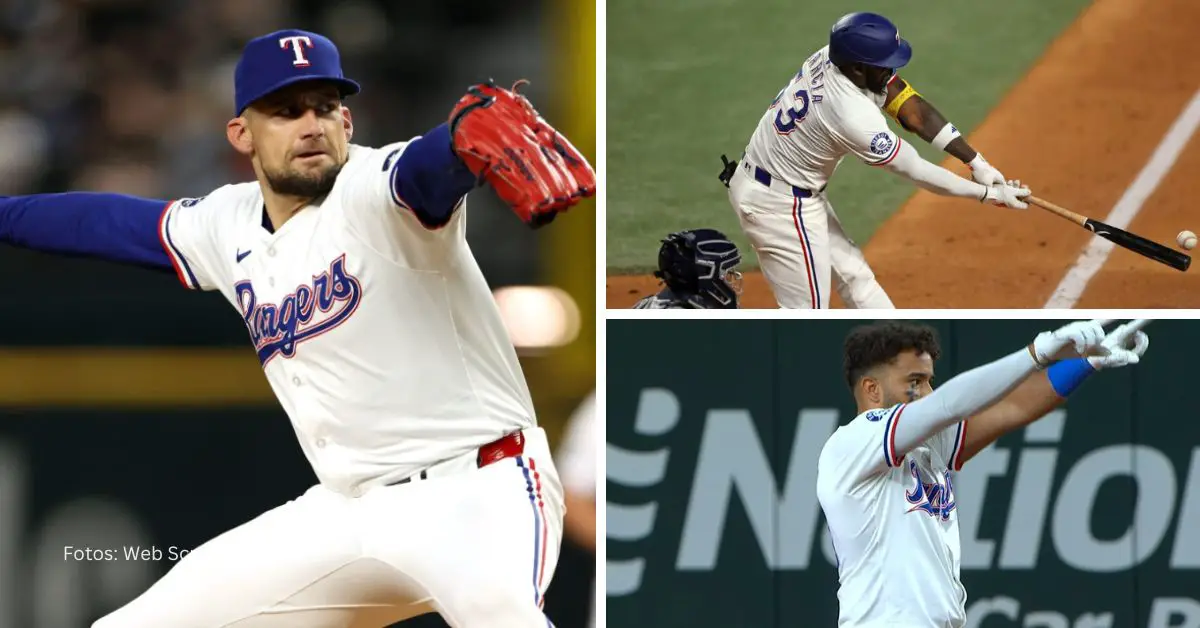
[633,228,743,309]
[0,29,594,627]
[720,12,1030,309]
[817,320,1150,626]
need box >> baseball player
[720,11,1030,309]
[0,30,594,627]
[816,320,1150,627]
[633,228,743,309]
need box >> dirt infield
[608,0,1200,309]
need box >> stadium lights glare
[493,286,581,352]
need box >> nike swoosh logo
[236,249,252,263]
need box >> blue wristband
[1047,358,1096,397]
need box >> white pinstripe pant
[728,162,894,309]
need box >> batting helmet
[828,12,912,69]
[655,228,742,309]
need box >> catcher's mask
[655,228,743,309]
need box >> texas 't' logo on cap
[233,29,362,115]
[279,35,314,67]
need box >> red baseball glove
[448,80,596,228]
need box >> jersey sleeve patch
[868,134,902,166]
[882,403,907,467]
[864,408,890,422]
[157,200,201,290]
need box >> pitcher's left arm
[883,76,1006,186]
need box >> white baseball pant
[91,428,564,628]
[728,158,893,309]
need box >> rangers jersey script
[816,403,969,627]
[743,45,902,192]
[158,140,537,496]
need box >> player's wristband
[1047,358,1096,397]
[931,122,962,152]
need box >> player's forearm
[891,347,1039,457]
[392,123,479,227]
[0,193,174,270]
[956,372,1064,463]
[896,96,978,164]
[882,141,987,200]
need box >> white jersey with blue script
[816,403,969,627]
[159,142,536,495]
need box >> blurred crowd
[0,0,551,280]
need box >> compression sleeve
[889,347,1039,461]
[0,193,173,270]
[881,140,989,200]
[389,123,478,228]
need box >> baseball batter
[0,30,594,627]
[817,320,1150,627]
[721,12,1031,309]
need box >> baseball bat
[1126,319,1153,332]
[1027,195,1191,272]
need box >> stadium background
[605,0,1200,308]
[607,319,1200,626]
[0,0,596,626]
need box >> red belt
[389,431,525,486]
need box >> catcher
[0,29,592,627]
[634,228,743,309]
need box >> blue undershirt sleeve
[388,123,478,228]
[0,193,173,271]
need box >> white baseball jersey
[743,45,902,192]
[158,140,536,496]
[816,403,969,627]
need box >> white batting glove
[1087,321,1150,370]
[968,153,1006,186]
[982,179,1031,209]
[1029,319,1109,368]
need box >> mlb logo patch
[865,408,890,422]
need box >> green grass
[607,0,1094,272]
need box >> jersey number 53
[769,80,810,135]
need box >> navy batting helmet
[655,228,742,309]
[828,12,911,69]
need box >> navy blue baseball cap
[234,29,361,116]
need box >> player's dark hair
[843,321,941,390]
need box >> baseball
[1178,230,1197,250]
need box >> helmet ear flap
[655,232,700,292]
[654,229,743,309]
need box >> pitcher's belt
[387,430,526,486]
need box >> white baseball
[1177,230,1197,250]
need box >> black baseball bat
[1029,195,1191,272]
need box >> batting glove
[1029,319,1109,369]
[968,153,1006,186]
[1087,321,1150,370]
[982,179,1031,209]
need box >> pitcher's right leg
[91,485,421,628]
